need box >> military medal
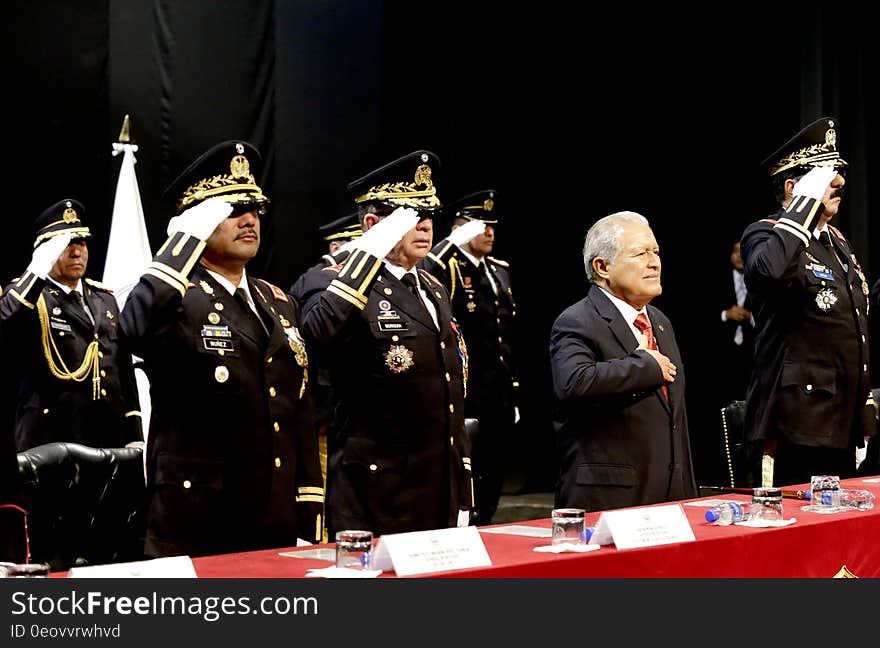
[214,302,224,311]
[378,299,392,312]
[466,301,476,313]
[815,288,838,311]
[385,344,414,374]
[105,311,114,320]
[199,280,214,295]
[862,281,870,296]
[279,316,290,327]
[208,312,221,324]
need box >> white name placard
[588,503,696,550]
[372,526,492,576]
[68,555,198,578]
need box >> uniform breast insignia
[385,344,414,374]
[52,307,61,316]
[466,301,476,313]
[214,302,224,311]
[378,299,392,312]
[208,312,221,324]
[214,365,229,383]
[199,280,215,295]
[284,326,308,369]
[279,315,290,327]
[105,311,114,320]
[257,279,289,303]
[815,287,838,311]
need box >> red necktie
[634,312,668,401]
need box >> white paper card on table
[372,526,491,576]
[480,525,552,538]
[68,555,197,578]
[587,504,696,550]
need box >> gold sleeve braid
[36,294,101,399]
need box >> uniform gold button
[856,309,860,317]
[384,288,393,295]
[98,351,104,358]
[369,463,378,472]
[274,422,280,432]
[267,356,273,363]
[450,436,454,446]
[440,341,446,349]
[449,404,454,413]
[59,331,65,337]
[269,387,277,397]
[94,333,99,340]
[100,389,107,396]
[500,355,504,362]
[806,384,813,391]
[43,408,49,414]
[274,457,281,468]
[495,300,499,306]
[183,480,192,489]
[445,372,451,382]
[498,337,503,344]
[100,370,106,377]
[218,350,225,356]
[392,335,399,342]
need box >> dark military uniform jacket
[550,284,697,512]
[741,197,873,450]
[421,240,518,413]
[119,231,324,558]
[0,274,142,451]
[299,247,472,536]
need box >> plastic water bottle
[705,501,752,525]
[807,488,875,510]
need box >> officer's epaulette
[418,268,443,287]
[322,264,342,273]
[257,278,289,302]
[759,218,777,224]
[85,278,114,293]
[828,224,847,244]
[487,256,509,268]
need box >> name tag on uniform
[811,268,834,280]
[378,321,409,332]
[49,319,72,332]
[203,338,235,352]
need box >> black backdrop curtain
[5,1,878,490]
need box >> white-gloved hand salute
[27,232,73,279]
[446,219,486,247]
[166,197,234,240]
[792,165,837,200]
[354,207,420,259]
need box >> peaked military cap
[32,198,91,249]
[319,211,362,242]
[446,189,499,225]
[164,140,269,215]
[348,150,442,211]
[762,116,848,177]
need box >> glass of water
[551,508,586,546]
[335,530,374,570]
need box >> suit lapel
[418,269,448,332]
[589,285,636,353]
[251,280,287,354]
[647,306,673,414]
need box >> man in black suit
[0,199,143,451]
[718,239,754,403]
[120,140,324,557]
[420,189,519,525]
[550,211,697,512]
[741,117,873,487]
[298,150,473,537]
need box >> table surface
[188,475,880,578]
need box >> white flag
[104,142,152,309]
[105,138,154,449]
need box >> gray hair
[582,211,650,281]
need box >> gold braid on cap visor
[177,176,267,212]
[355,182,441,209]
[769,145,846,176]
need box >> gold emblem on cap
[825,127,836,147]
[230,154,251,179]
[385,344,414,374]
[214,366,229,383]
[199,280,214,295]
[483,198,494,211]
[208,312,220,324]
[62,208,78,223]
[414,164,433,188]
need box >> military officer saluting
[0,199,143,451]
[298,150,473,537]
[119,140,324,557]
[741,117,873,486]
[421,189,519,525]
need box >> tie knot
[401,273,417,287]
[820,231,834,249]
[634,312,651,333]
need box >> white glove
[447,219,486,247]
[336,238,360,255]
[792,166,837,200]
[27,233,72,279]
[166,198,234,240]
[354,207,420,258]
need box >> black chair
[720,400,759,488]
[16,442,147,571]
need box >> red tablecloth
[191,476,880,578]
